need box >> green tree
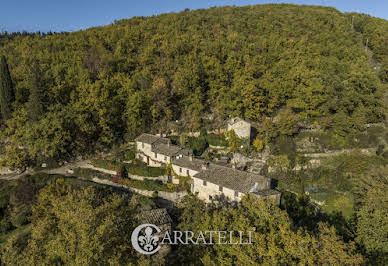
[0,55,15,121]
[224,130,243,152]
[1,179,142,265]
[354,166,388,264]
[253,136,264,152]
[26,62,46,121]
[176,194,364,265]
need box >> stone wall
[91,177,187,203]
[80,164,168,183]
[191,177,241,202]
[171,164,199,178]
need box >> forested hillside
[0,4,388,165]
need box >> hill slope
[0,4,387,163]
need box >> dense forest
[0,4,387,264]
[0,4,388,167]
[1,174,385,265]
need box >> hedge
[119,178,180,192]
[206,134,228,147]
[128,161,165,177]
[91,158,165,177]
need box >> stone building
[136,208,172,258]
[136,208,172,233]
[190,162,278,204]
[135,133,192,167]
[135,133,281,204]
[227,117,252,140]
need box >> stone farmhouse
[135,133,281,204]
[227,117,253,140]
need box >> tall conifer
[0,55,15,120]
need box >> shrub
[122,150,136,161]
[119,178,179,192]
[206,134,228,147]
[253,136,264,152]
[0,219,12,233]
[270,135,297,166]
[0,190,9,210]
[224,130,243,152]
[127,160,165,177]
[376,144,385,155]
[11,210,29,228]
[187,136,208,156]
[91,159,165,177]
[73,168,111,181]
[91,159,120,171]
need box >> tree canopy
[0,4,387,165]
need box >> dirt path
[0,160,91,181]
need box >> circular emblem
[131,224,161,255]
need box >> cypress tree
[27,62,46,120]
[0,55,15,121]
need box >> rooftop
[193,163,270,193]
[135,133,162,144]
[136,208,172,225]
[172,156,204,172]
[152,143,182,156]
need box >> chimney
[167,139,170,147]
[189,154,193,161]
[201,162,209,170]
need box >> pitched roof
[152,143,182,156]
[153,137,171,146]
[193,163,270,193]
[180,148,193,156]
[172,156,204,172]
[135,133,161,144]
[136,208,172,225]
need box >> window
[186,169,190,176]
[164,156,167,161]
[154,152,157,158]
[179,168,182,173]
[234,191,239,197]
[209,195,212,200]
[203,180,207,186]
[219,186,223,192]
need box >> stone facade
[135,133,281,204]
[227,117,252,139]
[191,176,242,202]
[171,163,199,177]
[135,134,193,168]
